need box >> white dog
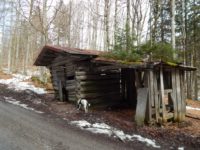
[77,99,91,113]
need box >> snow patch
[178,147,184,150]
[92,123,111,129]
[4,96,43,114]
[71,120,91,128]
[0,73,46,94]
[86,127,112,136]
[70,120,160,148]
[186,106,200,111]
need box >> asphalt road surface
[0,101,136,150]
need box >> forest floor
[0,72,200,149]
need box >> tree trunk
[126,0,131,51]
[114,0,118,46]
[171,0,176,58]
[104,0,110,50]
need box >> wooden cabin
[34,45,196,125]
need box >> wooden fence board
[172,70,178,121]
[160,66,166,122]
[135,88,148,126]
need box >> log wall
[75,70,121,104]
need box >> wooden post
[160,66,166,122]
[149,70,154,107]
[135,88,148,125]
[153,71,159,122]
[172,69,178,121]
[180,71,186,120]
[58,80,63,101]
[175,69,182,121]
[146,70,153,123]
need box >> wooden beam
[58,80,63,101]
[76,74,120,80]
[175,69,182,121]
[172,69,178,121]
[148,70,154,123]
[153,71,159,122]
[180,71,186,120]
[135,88,148,126]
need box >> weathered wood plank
[153,71,159,122]
[66,85,76,90]
[75,71,119,76]
[180,71,186,120]
[77,86,120,93]
[135,88,148,126]
[76,74,120,80]
[172,69,178,121]
[76,91,121,99]
[58,80,63,101]
[176,70,182,121]
[77,80,120,86]
[148,70,154,123]
[66,79,76,84]
[96,65,121,71]
[160,66,166,122]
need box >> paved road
[0,101,134,150]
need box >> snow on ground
[186,106,200,111]
[70,120,161,148]
[0,73,46,94]
[4,96,44,114]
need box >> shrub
[140,42,180,63]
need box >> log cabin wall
[74,68,121,105]
[49,55,77,101]
[49,55,121,104]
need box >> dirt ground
[0,71,13,79]
[0,83,200,149]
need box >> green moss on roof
[165,61,178,67]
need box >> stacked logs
[73,71,121,104]
[66,79,77,102]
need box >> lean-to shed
[34,45,196,125]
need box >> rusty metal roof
[34,45,102,66]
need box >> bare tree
[104,0,110,50]
[171,0,176,58]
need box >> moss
[101,41,181,65]
[101,49,142,63]
[165,61,178,67]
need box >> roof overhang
[34,45,102,66]
[92,57,197,71]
